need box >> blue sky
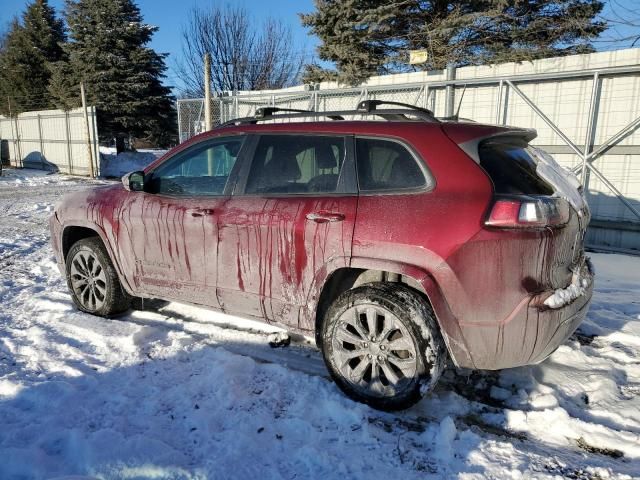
[3,0,639,87]
[2,0,319,85]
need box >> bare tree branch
[175,5,304,97]
[596,0,640,47]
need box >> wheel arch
[311,258,473,368]
[61,222,136,296]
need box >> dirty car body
[50,106,593,408]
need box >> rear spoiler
[442,125,537,164]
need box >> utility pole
[80,82,95,178]
[204,53,212,132]
[204,53,214,175]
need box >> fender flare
[304,256,474,368]
[60,220,137,297]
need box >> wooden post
[204,53,214,175]
[80,82,95,178]
[204,53,212,131]
[8,97,22,168]
[7,97,15,167]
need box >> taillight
[485,196,570,228]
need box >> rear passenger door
[351,136,433,266]
[216,134,357,329]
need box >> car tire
[321,282,446,411]
[65,237,131,316]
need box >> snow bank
[99,148,166,178]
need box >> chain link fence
[177,85,445,141]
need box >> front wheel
[65,237,131,316]
[321,282,446,410]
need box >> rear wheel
[66,237,130,316]
[321,282,446,410]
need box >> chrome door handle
[306,211,345,223]
[188,208,215,217]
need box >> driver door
[117,136,246,307]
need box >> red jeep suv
[50,101,593,410]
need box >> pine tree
[0,0,66,115]
[49,0,176,149]
[301,0,607,85]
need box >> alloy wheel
[69,249,108,311]
[331,304,418,398]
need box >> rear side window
[478,138,553,195]
[356,138,426,192]
[245,135,346,194]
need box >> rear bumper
[453,259,594,370]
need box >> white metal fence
[177,49,640,254]
[0,107,99,176]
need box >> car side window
[148,137,244,196]
[356,137,426,192]
[244,135,346,194]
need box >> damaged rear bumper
[454,258,594,370]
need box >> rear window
[356,138,426,192]
[478,138,553,195]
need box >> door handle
[188,208,215,217]
[306,211,345,223]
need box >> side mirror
[122,171,145,192]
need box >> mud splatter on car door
[216,133,357,328]
[118,191,223,307]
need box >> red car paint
[50,120,593,370]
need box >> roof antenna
[454,84,467,121]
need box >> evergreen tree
[49,0,176,149]
[0,0,66,115]
[301,0,607,85]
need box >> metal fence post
[581,72,601,189]
[91,106,99,175]
[37,113,45,169]
[445,65,456,117]
[64,111,72,174]
[176,100,183,143]
[422,85,430,110]
[495,80,504,124]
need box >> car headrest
[269,145,302,182]
[316,143,338,170]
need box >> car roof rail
[255,106,310,118]
[356,99,435,118]
[217,100,440,128]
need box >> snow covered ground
[0,168,639,480]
